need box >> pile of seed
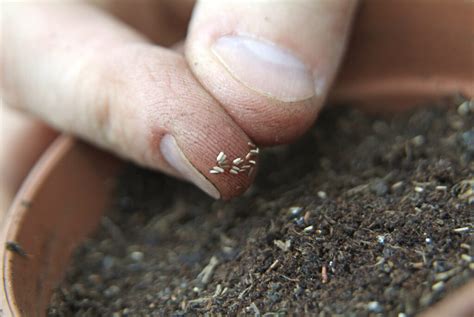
[210,142,259,176]
[49,98,473,316]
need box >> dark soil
[49,98,473,316]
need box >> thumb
[186,0,358,145]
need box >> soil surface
[49,99,473,316]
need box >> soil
[48,98,473,316]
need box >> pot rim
[1,136,75,315]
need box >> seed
[248,141,256,148]
[436,185,448,191]
[303,225,314,232]
[241,165,251,170]
[216,152,226,162]
[231,166,241,172]
[245,153,253,160]
[460,243,471,250]
[210,170,220,174]
[233,158,244,165]
[249,160,256,165]
[250,148,259,155]
[218,158,228,165]
[461,254,473,262]
[212,166,225,173]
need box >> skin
[1,0,358,211]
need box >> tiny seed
[216,152,225,162]
[233,158,244,165]
[248,141,256,148]
[249,160,256,165]
[245,153,253,160]
[210,170,220,174]
[436,185,448,191]
[213,166,225,173]
[231,166,241,172]
[250,149,259,155]
[241,165,251,170]
[461,254,473,262]
[229,169,239,175]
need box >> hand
[1,0,358,202]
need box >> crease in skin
[160,134,220,199]
[211,34,315,102]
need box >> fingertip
[160,134,221,199]
[187,0,357,145]
[159,131,260,200]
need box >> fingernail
[212,35,314,102]
[160,134,220,199]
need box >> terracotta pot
[1,0,473,315]
[331,0,473,110]
[0,137,121,316]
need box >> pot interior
[1,137,120,316]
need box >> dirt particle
[273,240,291,252]
[104,285,121,298]
[370,178,389,196]
[288,206,303,218]
[367,301,383,313]
[197,256,219,286]
[5,241,28,258]
[317,191,327,199]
